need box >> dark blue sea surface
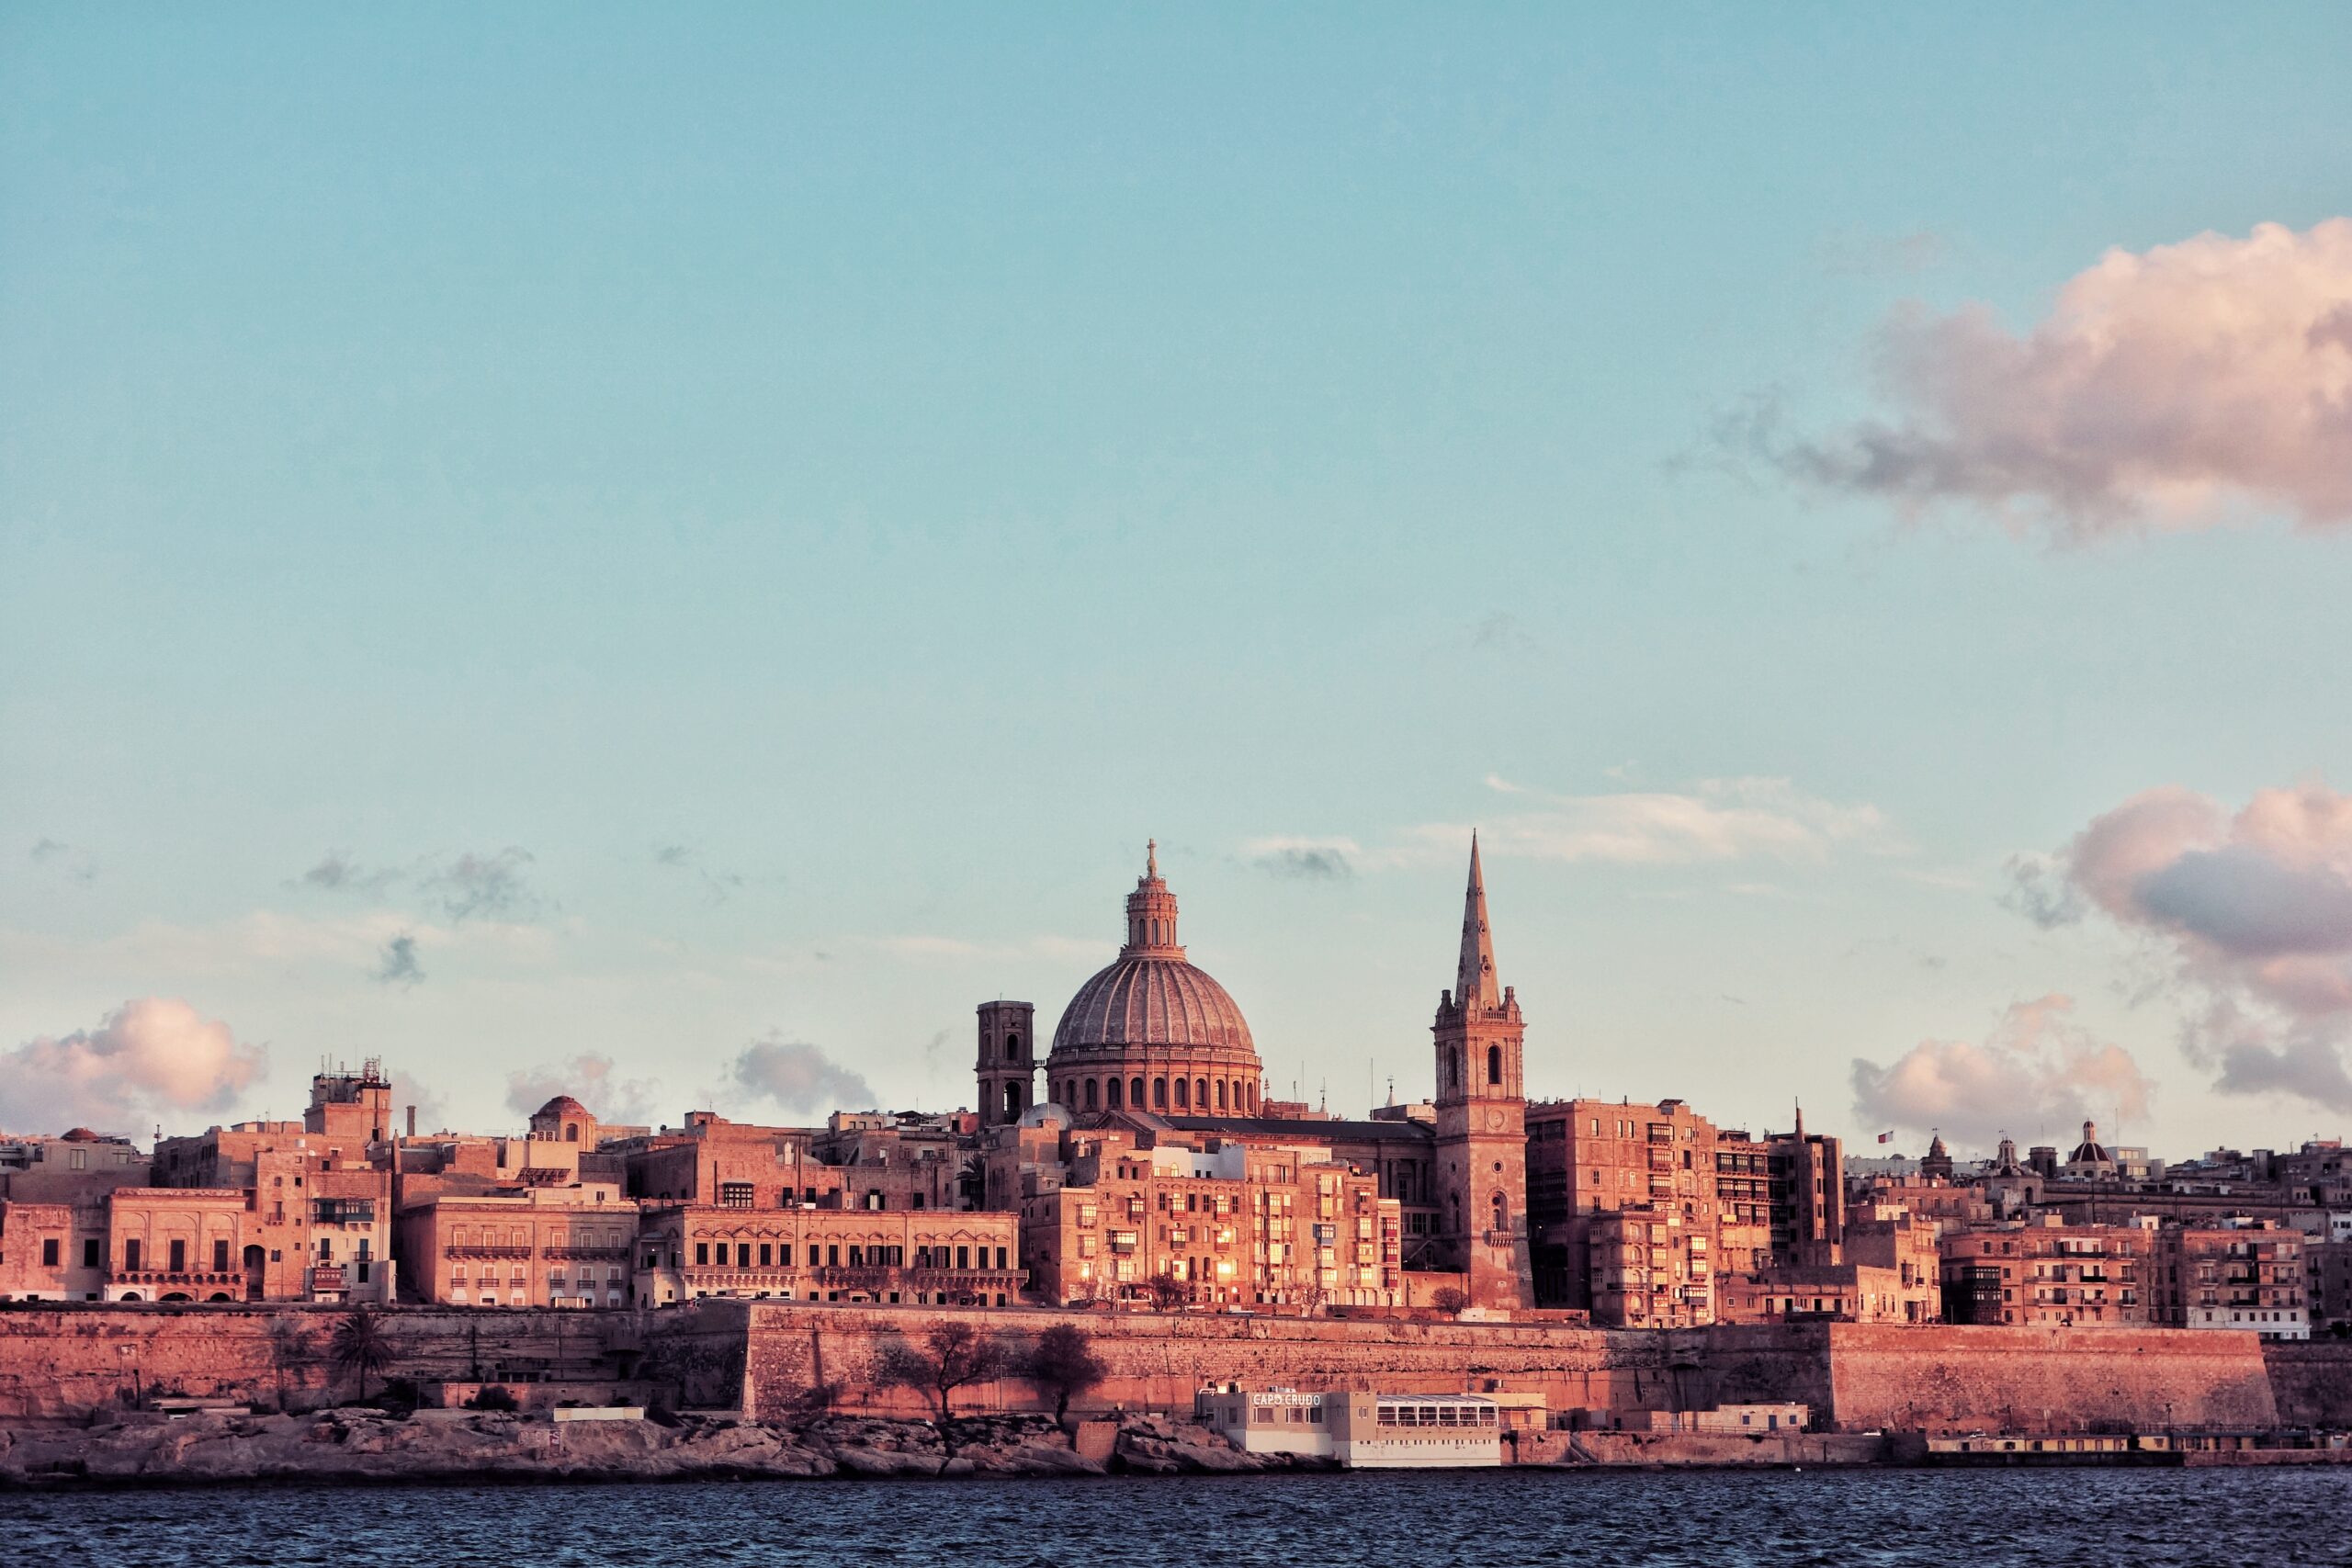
[4,1467,2348,1568]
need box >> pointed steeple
[1456,832,1500,1010]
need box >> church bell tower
[976,1000,1036,1128]
[1430,835,1534,1309]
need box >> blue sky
[6,5,2352,1156]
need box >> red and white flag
[1877,1131,1894,1144]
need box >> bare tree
[1430,1285,1469,1317]
[1023,1324,1108,1424]
[875,1321,1009,1455]
[1144,1272,1193,1312]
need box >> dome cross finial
[1147,838,1158,879]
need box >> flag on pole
[1877,1131,1894,1144]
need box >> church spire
[1457,832,1500,1010]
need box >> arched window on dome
[1174,1078,1188,1110]
[1132,1077,1145,1108]
[1085,1079,1098,1111]
[1247,1083,1257,1112]
[567,1124,580,1142]
[1106,1077,1121,1109]
[1153,1077,1168,1110]
[1195,1078,1207,1111]
[1487,1045,1502,1087]
[1216,1080,1227,1111]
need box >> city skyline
[7,7,2352,1157]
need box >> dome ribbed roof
[1053,953,1257,1055]
[1046,841,1260,1065]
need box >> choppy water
[4,1467,2348,1567]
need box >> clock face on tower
[1485,1107,1505,1131]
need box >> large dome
[1044,842,1263,1117]
[1053,953,1256,1054]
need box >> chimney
[405,1104,417,1138]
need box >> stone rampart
[0,1304,650,1420]
[0,1302,2312,1437]
[2262,1339,2352,1428]
[1820,1324,2279,1432]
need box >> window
[1106,1078,1122,1109]
[84,1238,100,1269]
[42,1238,59,1268]
[126,1239,141,1271]
[759,1244,773,1267]
[1487,1045,1502,1085]
[695,1243,710,1266]
[956,1246,971,1269]
[213,1240,230,1273]
[779,1245,793,1267]
[720,1183,754,1209]
[737,1243,752,1268]
[1154,1078,1168,1109]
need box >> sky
[6,5,2352,1159]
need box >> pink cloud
[1786,219,2352,536]
[0,998,267,1134]
[2014,780,2352,1111]
[1850,994,2154,1149]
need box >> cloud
[729,1035,877,1117]
[503,1053,659,1125]
[1424,776,1895,866]
[0,998,267,1134]
[2013,780,2352,1111]
[372,933,425,987]
[387,1070,450,1134]
[652,843,745,901]
[1245,836,1361,881]
[1850,994,2154,1149]
[427,848,539,922]
[30,838,99,885]
[294,851,397,895]
[1770,219,2352,536]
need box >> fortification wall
[732,1302,1688,1420]
[0,1303,2311,1436]
[1821,1324,2279,1432]
[2263,1339,2352,1428]
[0,1304,650,1420]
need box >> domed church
[1042,842,1264,1118]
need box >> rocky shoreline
[0,1408,1327,1490]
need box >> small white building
[1327,1393,1502,1469]
[1194,1386,1332,1456]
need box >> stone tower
[975,1000,1037,1128]
[1430,835,1534,1309]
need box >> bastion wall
[1,1303,2340,1434]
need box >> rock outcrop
[0,1408,1311,1488]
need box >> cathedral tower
[1430,835,1534,1309]
[976,999,1036,1128]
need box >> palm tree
[329,1306,393,1405]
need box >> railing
[107,1271,242,1289]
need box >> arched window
[1005,1034,1021,1060]
[1195,1078,1207,1110]
[1084,1079,1098,1110]
[1248,1083,1258,1112]
[566,1124,580,1143]
[1153,1077,1168,1109]
[1003,1082,1023,1118]
[1174,1078,1188,1109]
[1106,1077,1122,1109]
[1491,1190,1508,1235]
[1487,1045,1502,1087]
[1216,1080,1227,1110]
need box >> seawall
[2,1303,2344,1436]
